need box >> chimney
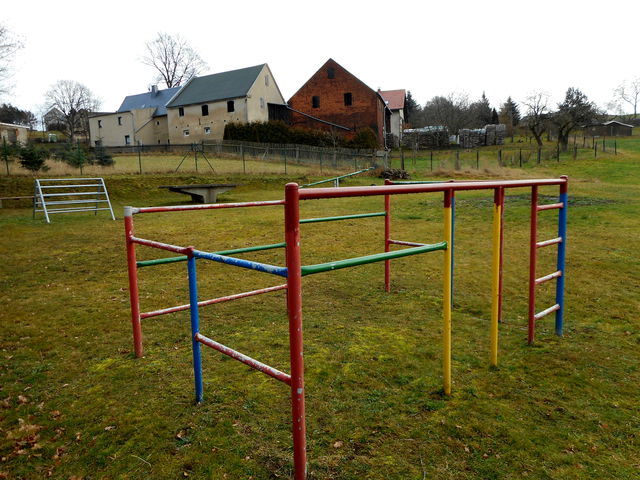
[150,85,158,96]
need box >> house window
[179,107,185,117]
[201,104,209,116]
[156,121,160,125]
[98,120,102,128]
[327,67,335,79]
[124,135,130,145]
[204,126,211,135]
[265,75,270,86]
[312,96,320,108]
[183,129,190,137]
[117,116,122,125]
[227,100,235,113]
[260,97,265,109]
[344,92,353,106]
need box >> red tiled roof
[378,89,406,110]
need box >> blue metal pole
[555,182,568,336]
[187,254,204,403]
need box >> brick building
[288,59,391,148]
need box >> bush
[93,145,114,167]
[19,144,48,172]
[60,144,92,173]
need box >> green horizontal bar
[300,241,447,276]
[300,211,386,224]
[136,242,286,268]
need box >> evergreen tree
[503,97,521,126]
[19,144,48,172]
[471,92,493,127]
[491,108,499,124]
[405,90,422,126]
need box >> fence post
[498,149,502,166]
[602,136,606,152]
[573,145,577,160]
[455,150,460,170]
[476,149,479,169]
[556,144,560,162]
[537,147,541,164]
[594,142,597,158]
[519,148,522,167]
[241,144,246,174]
[430,150,433,171]
[614,140,617,155]
[137,143,142,174]
[400,148,405,170]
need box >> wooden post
[476,149,479,169]
[430,151,433,171]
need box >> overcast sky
[2,0,639,119]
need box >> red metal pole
[497,187,505,323]
[284,183,307,480]
[528,186,538,345]
[384,179,391,292]
[124,207,143,357]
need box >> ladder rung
[536,237,563,248]
[40,191,105,197]
[36,199,109,206]
[40,207,113,214]
[537,202,564,211]
[37,184,102,189]
[535,270,562,285]
[534,304,560,320]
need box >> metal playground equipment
[34,177,115,223]
[124,176,568,479]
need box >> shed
[583,120,633,137]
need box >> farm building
[287,59,391,148]
[378,89,407,147]
[165,64,286,144]
[0,122,29,144]
[89,85,180,147]
[583,120,633,137]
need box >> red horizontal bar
[131,236,190,255]
[297,178,567,200]
[536,237,563,248]
[534,303,560,320]
[140,284,287,319]
[535,270,562,285]
[388,239,427,247]
[537,202,564,211]
[134,200,285,214]
[195,333,291,385]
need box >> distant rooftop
[166,64,266,108]
[378,89,406,110]
[118,86,181,116]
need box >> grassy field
[1,138,639,479]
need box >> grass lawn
[0,138,639,479]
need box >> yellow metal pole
[443,190,453,395]
[490,188,503,367]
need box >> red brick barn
[288,59,391,148]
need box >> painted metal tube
[284,183,307,480]
[140,284,288,319]
[537,202,564,211]
[388,240,427,247]
[535,303,560,320]
[384,179,391,293]
[195,333,292,385]
[299,166,375,188]
[451,192,456,308]
[134,199,285,214]
[136,242,287,268]
[535,270,562,285]
[536,237,563,248]
[498,187,505,324]
[187,254,204,403]
[300,211,386,224]
[131,236,190,255]
[443,190,453,396]
[528,186,538,345]
[191,249,288,277]
[555,177,568,336]
[490,188,503,367]
[300,243,447,276]
[124,207,143,358]
[298,178,568,200]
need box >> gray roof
[117,86,181,116]
[166,64,265,108]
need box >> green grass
[1,139,639,479]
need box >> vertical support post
[384,179,391,292]
[498,186,505,324]
[490,188,504,366]
[241,144,246,174]
[450,190,455,308]
[555,176,568,336]
[284,183,307,480]
[187,251,203,403]
[124,207,143,358]
[528,186,539,345]
[443,189,453,396]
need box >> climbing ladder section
[34,177,115,223]
[528,180,568,344]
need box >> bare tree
[522,91,550,147]
[613,77,640,118]
[422,93,473,134]
[45,80,100,144]
[141,33,207,88]
[553,87,601,151]
[0,24,23,96]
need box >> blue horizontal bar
[191,249,288,277]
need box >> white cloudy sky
[2,0,639,118]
